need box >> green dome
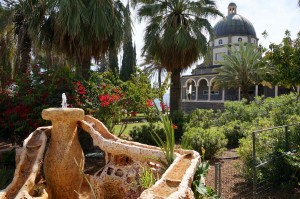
[213,14,257,38]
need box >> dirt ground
[205,148,300,199]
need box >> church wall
[214,37,229,46]
[251,38,257,44]
[213,47,227,64]
[231,36,249,43]
[181,101,224,113]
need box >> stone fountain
[0,94,200,199]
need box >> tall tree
[132,0,222,114]
[264,30,300,92]
[36,0,129,79]
[120,4,135,82]
[4,0,47,78]
[141,53,166,88]
[109,47,119,76]
[0,4,15,88]
[213,42,266,102]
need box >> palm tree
[1,0,49,78]
[141,53,166,89]
[133,0,222,114]
[38,0,129,79]
[0,4,15,87]
[213,42,266,102]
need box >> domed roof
[213,4,257,38]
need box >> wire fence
[206,157,253,199]
[206,123,300,199]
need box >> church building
[180,2,290,113]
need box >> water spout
[61,93,68,108]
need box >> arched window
[218,39,223,45]
[238,37,242,42]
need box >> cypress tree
[120,4,135,82]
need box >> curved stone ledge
[0,113,201,199]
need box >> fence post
[252,131,257,199]
[215,163,221,197]
[285,125,289,152]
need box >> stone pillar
[196,85,198,101]
[222,88,225,102]
[297,86,300,93]
[275,86,278,97]
[42,108,85,199]
[238,87,241,101]
[182,86,186,100]
[208,85,211,101]
[255,85,258,97]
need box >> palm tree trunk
[158,68,162,88]
[81,56,91,80]
[19,31,32,75]
[170,69,181,115]
[241,86,250,103]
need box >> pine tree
[120,4,135,82]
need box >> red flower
[77,85,86,95]
[131,111,138,117]
[172,124,178,130]
[147,99,154,107]
[160,101,167,112]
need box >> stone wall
[181,101,225,114]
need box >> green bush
[170,109,186,141]
[182,127,227,159]
[129,123,165,146]
[184,109,215,130]
[0,168,14,189]
[238,116,300,187]
[219,120,251,148]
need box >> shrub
[182,127,227,159]
[170,109,186,141]
[238,116,300,187]
[184,109,215,130]
[129,123,165,146]
[219,120,251,148]
[0,168,14,189]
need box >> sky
[128,0,300,75]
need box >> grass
[113,122,163,138]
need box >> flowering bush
[75,70,161,134]
[0,67,80,144]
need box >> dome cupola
[228,2,237,14]
[213,2,257,38]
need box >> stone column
[182,86,186,100]
[275,86,278,97]
[238,87,241,101]
[222,88,225,102]
[255,85,258,97]
[42,108,85,199]
[196,86,199,101]
[208,85,211,101]
[297,86,300,93]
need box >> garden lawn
[113,122,163,138]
